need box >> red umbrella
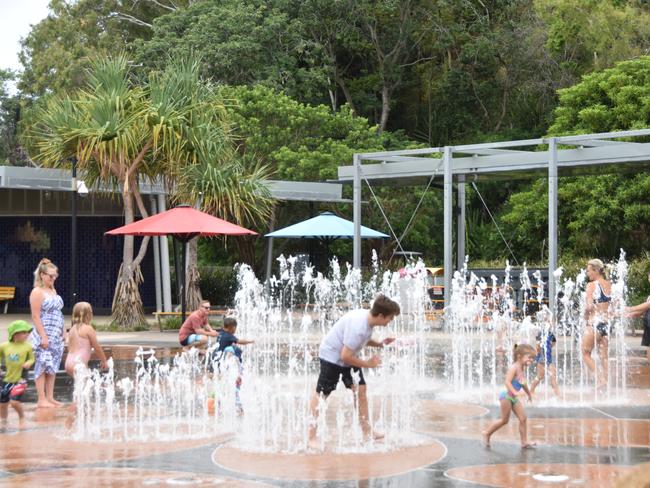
[106,205,257,322]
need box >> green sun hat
[8,320,33,341]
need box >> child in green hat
[0,320,35,425]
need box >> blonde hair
[587,258,606,275]
[33,258,58,288]
[72,302,93,328]
[513,343,536,362]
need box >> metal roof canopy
[338,128,650,308]
[0,166,347,203]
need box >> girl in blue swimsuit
[483,344,536,448]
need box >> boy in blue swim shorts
[530,329,561,398]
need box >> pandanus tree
[172,154,275,310]
[21,55,244,327]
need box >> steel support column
[548,138,558,311]
[353,154,362,269]
[443,146,453,307]
[456,174,466,270]
[151,196,162,312]
[265,206,276,283]
[157,193,172,312]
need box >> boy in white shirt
[308,294,400,449]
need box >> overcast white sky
[0,0,51,73]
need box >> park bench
[152,309,228,332]
[0,286,16,314]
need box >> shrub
[199,266,238,307]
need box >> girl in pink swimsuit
[65,302,108,377]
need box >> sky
[0,0,51,86]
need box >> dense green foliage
[497,57,650,263]
[11,0,650,278]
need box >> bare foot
[521,442,536,449]
[307,438,320,451]
[36,401,56,408]
[482,431,490,448]
[48,399,64,407]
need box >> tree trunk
[111,188,147,328]
[185,237,202,311]
[378,83,391,133]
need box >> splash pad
[63,252,648,483]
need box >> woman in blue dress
[29,258,65,408]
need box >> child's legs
[512,401,528,445]
[0,402,7,420]
[309,360,338,441]
[484,399,512,438]
[548,364,561,396]
[353,384,370,433]
[9,400,24,419]
[530,363,545,393]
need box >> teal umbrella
[266,211,388,261]
[266,211,388,242]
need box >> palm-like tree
[21,55,236,327]
[172,152,275,310]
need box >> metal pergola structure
[337,128,650,308]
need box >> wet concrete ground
[0,315,648,487]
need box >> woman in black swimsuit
[582,259,612,388]
[625,271,650,363]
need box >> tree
[134,0,328,105]
[18,0,181,98]
[216,85,449,264]
[0,70,31,166]
[498,57,650,261]
[21,56,235,327]
[172,158,275,308]
[535,0,650,78]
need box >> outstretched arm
[366,337,395,348]
[236,338,255,345]
[625,300,650,316]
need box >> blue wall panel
[0,216,156,312]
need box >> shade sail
[106,205,257,239]
[265,211,388,240]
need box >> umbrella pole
[181,240,187,324]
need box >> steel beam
[548,138,558,311]
[443,147,453,307]
[457,175,466,270]
[338,142,650,182]
[353,154,362,269]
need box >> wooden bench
[0,286,15,314]
[152,309,228,332]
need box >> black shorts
[595,322,609,337]
[0,382,22,403]
[315,358,365,396]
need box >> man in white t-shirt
[308,294,401,449]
